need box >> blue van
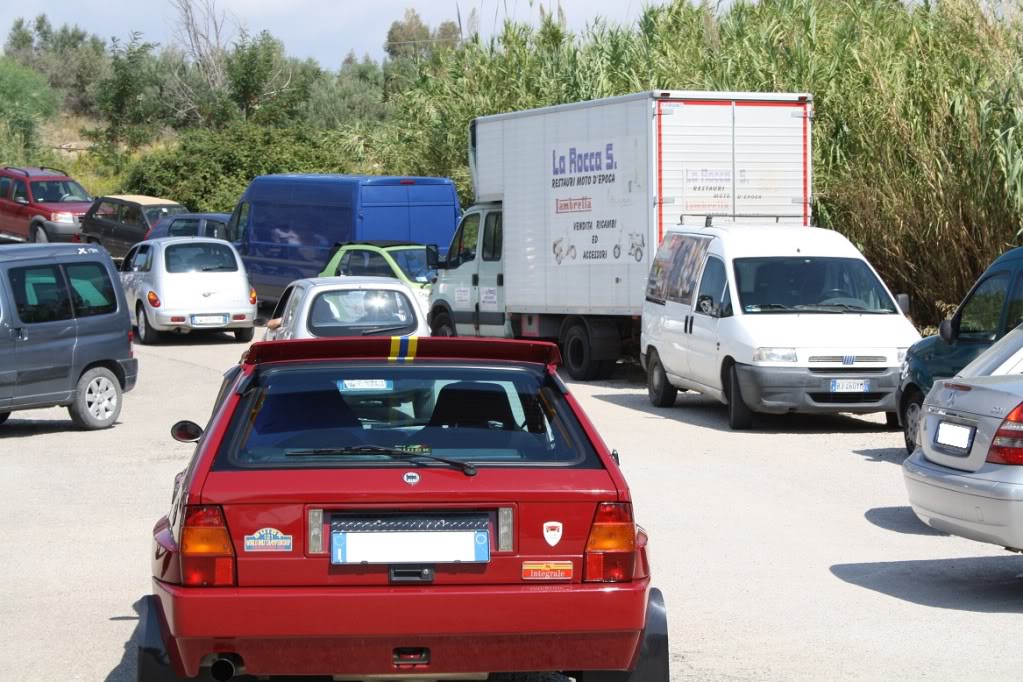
[228,175,461,302]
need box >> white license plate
[936,421,973,450]
[331,530,490,565]
[830,379,870,393]
[191,314,227,325]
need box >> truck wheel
[727,364,754,430]
[647,352,677,407]
[31,224,49,243]
[68,367,122,430]
[901,389,923,453]
[613,244,621,259]
[0,412,10,426]
[137,304,160,345]
[432,313,456,337]
[234,327,254,343]
[562,323,603,381]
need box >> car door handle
[9,327,25,341]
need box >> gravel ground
[0,335,1021,681]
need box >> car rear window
[145,205,187,224]
[307,289,418,337]
[214,363,601,471]
[164,242,239,273]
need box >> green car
[318,241,438,306]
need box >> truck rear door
[656,96,812,240]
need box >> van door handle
[9,327,25,341]
[497,274,504,286]
[472,274,479,286]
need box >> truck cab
[429,202,508,338]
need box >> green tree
[226,30,318,125]
[306,52,389,128]
[0,56,59,151]
[91,34,163,156]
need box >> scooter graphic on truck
[552,238,577,265]
[612,232,645,262]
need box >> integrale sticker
[522,561,573,580]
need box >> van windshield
[734,257,897,314]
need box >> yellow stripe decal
[406,336,418,362]
[389,336,402,363]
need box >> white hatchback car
[120,237,257,344]
[262,276,430,340]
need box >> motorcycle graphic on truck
[552,238,577,265]
[613,232,645,262]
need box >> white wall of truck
[432,90,813,379]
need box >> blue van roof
[249,175,454,186]
[991,246,1023,268]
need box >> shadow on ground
[134,329,247,347]
[853,447,910,466]
[0,416,101,439]
[831,555,1023,612]
[865,506,948,536]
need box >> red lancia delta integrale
[139,337,668,682]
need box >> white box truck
[428,90,813,379]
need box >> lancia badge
[403,472,420,486]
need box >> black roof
[1,166,71,178]
[0,243,111,264]
[332,241,424,249]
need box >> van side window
[482,213,503,261]
[695,257,728,317]
[449,214,480,268]
[959,273,1010,341]
[8,265,74,323]
[666,236,711,304]
[647,234,683,302]
[228,202,249,242]
[65,263,117,317]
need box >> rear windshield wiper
[361,325,412,336]
[285,445,477,477]
[201,265,236,271]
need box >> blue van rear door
[358,183,458,247]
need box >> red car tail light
[249,287,257,305]
[584,502,636,583]
[147,291,161,308]
[988,403,1023,465]
[180,505,235,586]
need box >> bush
[0,56,59,154]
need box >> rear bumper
[152,307,257,332]
[735,363,899,414]
[118,358,139,392]
[150,578,652,677]
[903,451,1023,549]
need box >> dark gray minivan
[0,244,138,429]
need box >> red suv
[140,337,668,682]
[0,167,94,243]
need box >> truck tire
[727,364,754,430]
[647,352,678,407]
[431,313,456,337]
[137,304,160,345]
[68,367,122,430]
[562,323,603,381]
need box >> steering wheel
[819,288,853,301]
[59,193,72,202]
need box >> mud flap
[576,587,670,682]
[137,595,181,682]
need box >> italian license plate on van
[830,379,870,393]
[191,314,227,325]
[331,529,490,565]
[936,421,974,450]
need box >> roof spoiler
[243,337,562,367]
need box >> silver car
[261,276,430,341]
[120,237,257,344]
[903,327,1023,549]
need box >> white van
[640,225,921,429]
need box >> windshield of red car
[214,363,601,470]
[30,180,92,203]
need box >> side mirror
[697,294,718,317]
[938,318,957,344]
[14,197,28,204]
[426,244,440,270]
[171,420,203,443]
[896,293,911,315]
[611,449,620,465]
[253,317,268,328]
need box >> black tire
[68,367,122,430]
[727,364,754,430]
[647,352,678,407]
[901,389,924,453]
[562,323,602,381]
[234,327,255,343]
[613,244,621,259]
[30,224,49,243]
[0,412,10,426]
[431,312,456,337]
[885,411,900,429]
[136,304,160,345]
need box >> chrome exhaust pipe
[210,656,238,682]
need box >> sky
[0,0,671,69]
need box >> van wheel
[234,327,254,343]
[562,323,602,381]
[647,352,678,407]
[68,367,122,430]
[727,365,754,430]
[31,225,49,243]
[432,313,455,337]
[901,389,923,453]
[0,412,10,426]
[137,304,160,345]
